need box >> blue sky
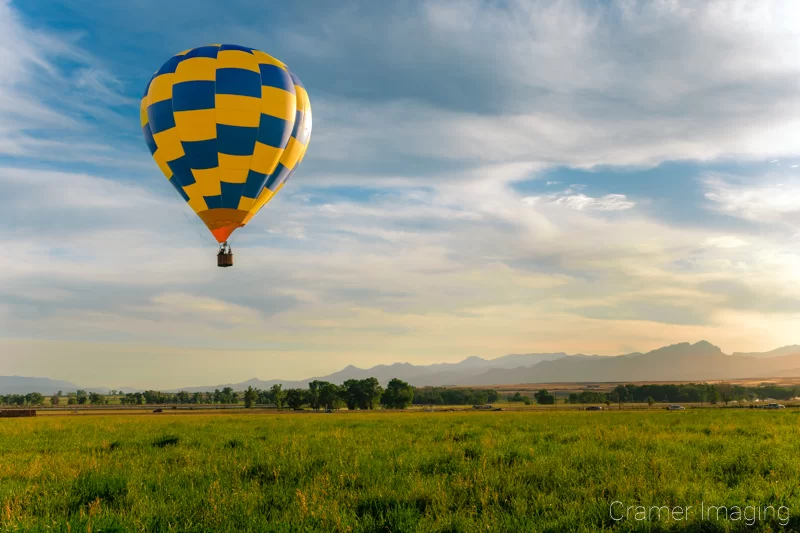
[2,0,800,389]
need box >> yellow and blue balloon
[141,44,312,246]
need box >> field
[2,410,800,532]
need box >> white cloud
[287,0,800,173]
[522,192,635,211]
[552,193,635,211]
[132,292,265,328]
[72,68,137,107]
[266,221,307,240]
[703,173,800,226]
[1,167,165,209]
[702,236,749,249]
[0,0,135,161]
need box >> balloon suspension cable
[217,241,234,268]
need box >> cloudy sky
[2,0,800,389]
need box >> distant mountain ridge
[732,345,800,358]
[3,341,800,394]
[163,352,568,393]
[0,376,107,396]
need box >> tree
[176,391,190,404]
[51,393,60,407]
[567,393,578,404]
[258,389,271,405]
[343,378,384,410]
[67,396,77,405]
[412,387,512,406]
[26,392,44,406]
[286,388,306,409]
[625,384,637,403]
[332,391,346,410]
[342,380,360,410]
[307,381,323,410]
[270,384,286,409]
[142,390,159,404]
[717,382,733,405]
[362,378,384,410]
[9,394,25,406]
[244,386,258,408]
[612,385,628,409]
[507,391,535,404]
[317,382,341,410]
[76,390,88,405]
[534,389,555,405]
[381,378,414,409]
[56,391,63,397]
[221,387,235,404]
[647,396,655,407]
[89,392,104,405]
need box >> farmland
[2,410,799,532]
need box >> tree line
[0,390,107,406]
[119,378,414,409]
[3,380,798,408]
[566,383,800,406]
[1,393,45,406]
[238,378,415,410]
[412,387,500,405]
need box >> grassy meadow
[1,409,800,532]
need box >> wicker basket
[217,252,234,267]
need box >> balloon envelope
[141,44,312,243]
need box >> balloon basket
[217,253,233,267]
[217,242,233,268]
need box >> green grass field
[2,410,799,532]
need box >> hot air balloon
[141,44,312,267]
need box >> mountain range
[0,376,116,396]
[3,341,800,395]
